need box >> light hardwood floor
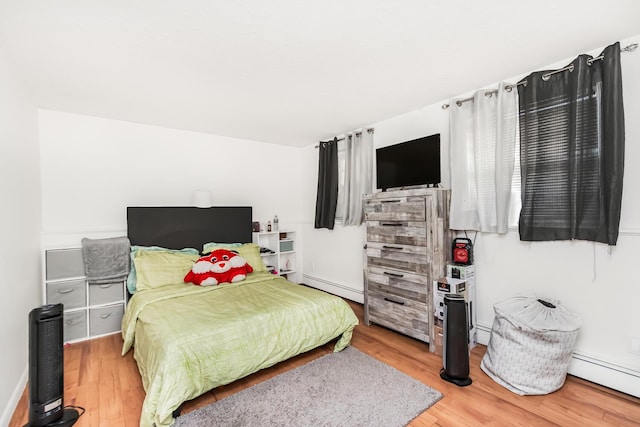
[10,300,640,426]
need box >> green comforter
[122,272,359,427]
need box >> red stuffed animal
[184,249,253,286]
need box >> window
[508,127,521,228]
[517,42,624,245]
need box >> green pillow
[133,250,200,292]
[203,242,267,273]
[128,246,199,294]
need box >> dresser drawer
[63,310,87,342]
[46,248,85,280]
[364,196,426,221]
[47,280,86,310]
[367,265,429,304]
[367,290,429,341]
[366,221,428,247]
[89,282,124,306]
[89,304,124,336]
[366,242,428,274]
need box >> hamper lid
[494,296,582,332]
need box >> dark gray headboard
[127,206,253,252]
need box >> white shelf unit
[43,247,127,343]
[252,231,298,281]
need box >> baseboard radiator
[302,274,364,304]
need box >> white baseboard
[477,321,640,398]
[1,365,27,427]
[568,352,640,397]
[302,274,364,304]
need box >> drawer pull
[58,288,75,294]
[381,223,402,227]
[99,284,113,289]
[383,271,404,278]
[381,200,401,204]
[382,245,402,250]
[100,313,113,320]
[384,297,405,306]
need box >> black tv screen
[376,134,441,191]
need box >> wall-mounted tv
[376,134,441,191]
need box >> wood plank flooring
[10,300,640,426]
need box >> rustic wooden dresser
[363,188,452,352]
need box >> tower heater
[440,294,472,386]
[27,304,79,427]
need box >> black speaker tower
[26,304,79,427]
[440,294,472,387]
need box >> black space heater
[440,294,472,387]
[27,304,79,427]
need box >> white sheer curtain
[449,82,518,233]
[341,129,374,226]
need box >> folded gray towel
[81,236,131,283]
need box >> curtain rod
[314,128,375,148]
[441,42,638,110]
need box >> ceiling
[1,0,640,147]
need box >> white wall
[299,105,449,302]
[0,38,41,425]
[300,34,640,397]
[38,110,304,246]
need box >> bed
[121,207,359,427]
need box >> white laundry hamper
[480,296,582,395]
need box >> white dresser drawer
[63,310,87,342]
[366,242,428,274]
[89,282,124,306]
[89,304,124,336]
[366,265,430,304]
[46,248,85,280]
[367,289,429,342]
[366,221,428,247]
[363,196,426,222]
[47,280,86,310]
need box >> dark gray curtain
[518,42,625,245]
[314,138,339,229]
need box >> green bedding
[121,272,359,427]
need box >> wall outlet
[631,337,640,355]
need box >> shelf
[46,275,86,284]
[44,247,127,343]
[253,230,297,282]
[252,231,294,236]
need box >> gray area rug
[174,346,443,427]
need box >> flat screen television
[376,134,441,191]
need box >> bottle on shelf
[273,215,279,231]
[267,221,272,232]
